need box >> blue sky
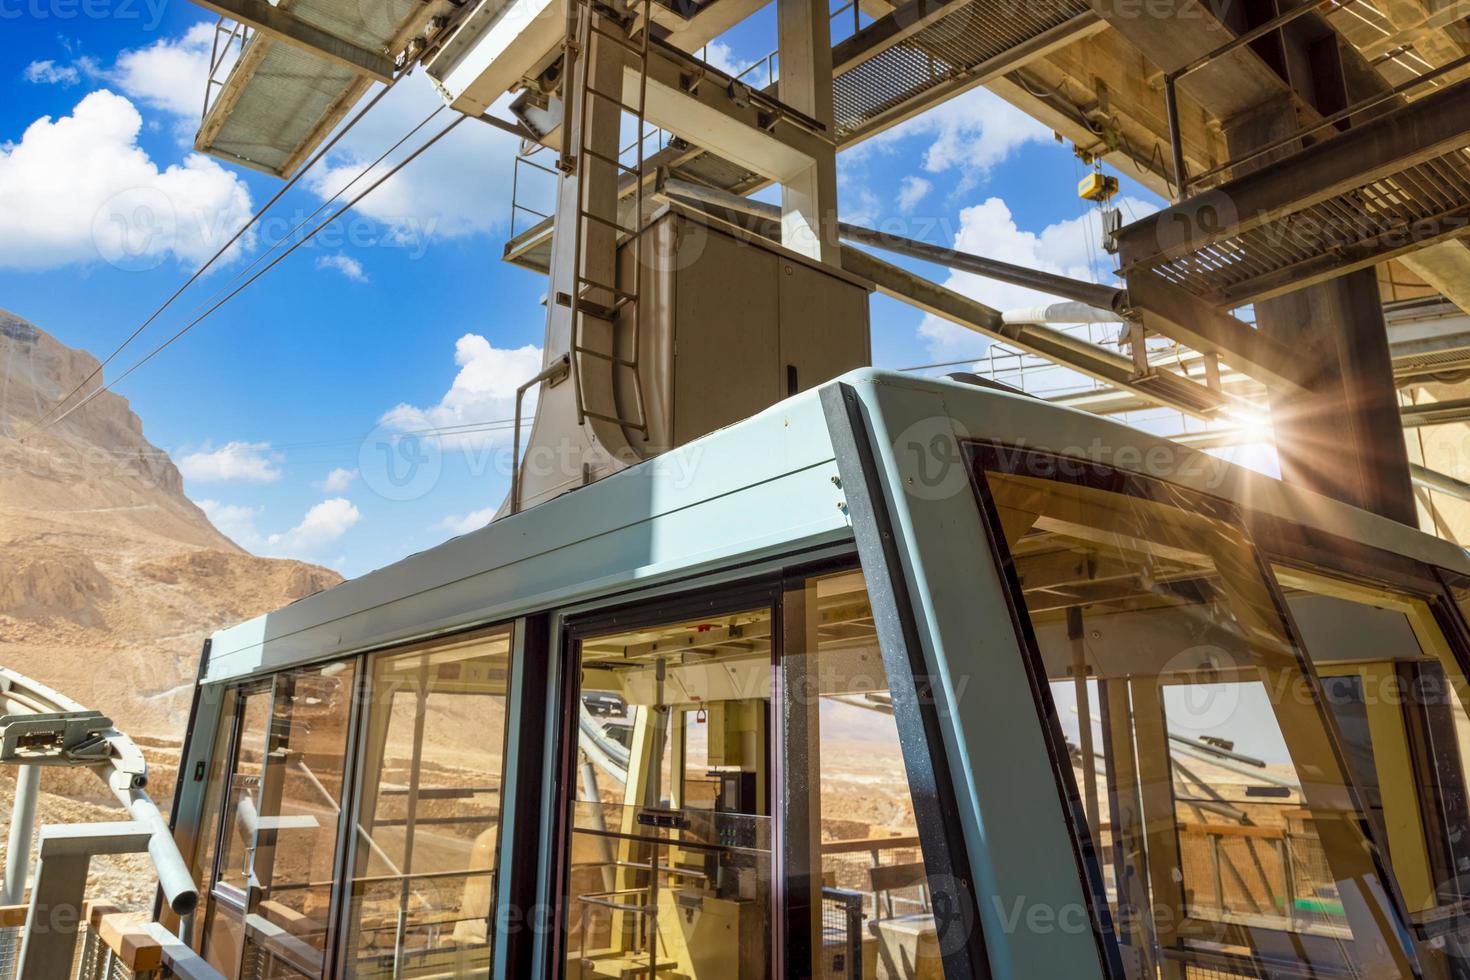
[1,1,1164,577]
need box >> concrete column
[778,0,841,265]
[2,766,39,906]
[16,821,153,980]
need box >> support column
[1227,99,1416,524]
[17,821,154,980]
[1255,273,1416,524]
[776,578,823,977]
[778,0,841,265]
[512,11,641,511]
[2,765,40,905]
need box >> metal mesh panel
[1181,963,1265,980]
[832,0,1092,138]
[818,888,864,979]
[1134,145,1470,304]
[0,927,19,980]
[200,38,362,176]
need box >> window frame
[547,577,784,978]
[541,540,991,979]
[1261,523,1470,942]
[197,662,363,979]
[964,438,1428,976]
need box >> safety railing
[0,902,224,980]
[1160,1,1470,198]
[734,0,867,90]
[1176,816,1349,938]
[819,888,864,979]
[200,17,253,124]
[0,668,199,979]
[0,906,22,980]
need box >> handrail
[0,666,198,916]
[821,835,922,855]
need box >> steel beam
[1123,272,1314,394]
[657,179,1240,418]
[1402,397,1470,428]
[187,0,395,82]
[848,250,1235,417]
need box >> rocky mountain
[0,308,342,739]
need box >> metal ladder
[557,0,656,442]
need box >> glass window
[341,627,513,978]
[1277,568,1470,927]
[199,662,357,979]
[185,686,246,948]
[786,569,927,979]
[971,447,1419,978]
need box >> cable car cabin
[166,369,1470,979]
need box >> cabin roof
[205,369,1470,682]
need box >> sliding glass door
[554,568,937,979]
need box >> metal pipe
[661,176,1129,312]
[113,781,199,916]
[1164,76,1187,200]
[2,766,39,905]
[510,354,570,514]
[1409,462,1470,501]
[0,667,199,917]
[846,224,1128,314]
[1002,302,1121,325]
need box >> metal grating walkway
[1134,147,1470,307]
[832,0,1091,140]
[503,0,1096,273]
[1115,79,1470,310]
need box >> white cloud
[196,499,263,547]
[702,41,750,77]
[381,334,545,450]
[23,60,80,86]
[265,498,361,559]
[313,467,359,492]
[897,176,931,213]
[304,74,519,242]
[0,90,254,270]
[178,441,282,483]
[196,495,361,559]
[439,507,496,535]
[916,195,1157,359]
[110,22,220,119]
[27,24,227,128]
[316,254,368,282]
[860,88,1050,188]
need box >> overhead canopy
[193,0,437,177]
